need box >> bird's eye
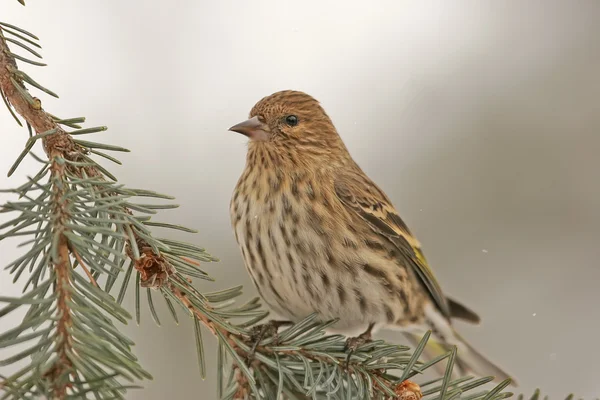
[285,115,298,126]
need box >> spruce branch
[0,13,573,400]
[0,23,149,399]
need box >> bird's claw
[245,320,293,364]
[344,326,374,369]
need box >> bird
[227,90,513,383]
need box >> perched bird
[228,90,513,382]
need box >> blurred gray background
[1,1,599,398]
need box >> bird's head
[228,91,347,158]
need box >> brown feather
[334,168,452,319]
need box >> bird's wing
[334,169,451,319]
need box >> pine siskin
[228,90,513,383]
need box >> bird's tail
[403,304,515,385]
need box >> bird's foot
[344,323,375,369]
[245,320,293,363]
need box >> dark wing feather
[447,297,481,324]
[334,169,451,319]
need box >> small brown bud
[393,380,422,400]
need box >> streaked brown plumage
[228,90,513,383]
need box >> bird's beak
[228,116,269,141]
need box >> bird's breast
[229,160,426,330]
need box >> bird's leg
[246,320,293,363]
[344,323,375,368]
